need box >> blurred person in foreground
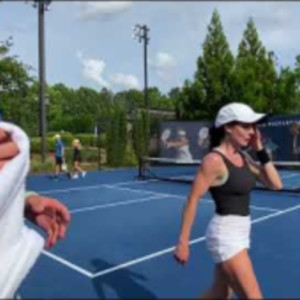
[0,123,70,298]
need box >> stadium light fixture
[31,0,52,163]
[132,24,150,111]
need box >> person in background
[53,134,69,180]
[71,138,86,179]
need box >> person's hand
[249,126,263,151]
[25,194,71,249]
[174,241,190,265]
[0,129,19,170]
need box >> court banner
[159,115,300,162]
[159,121,212,161]
[258,115,300,162]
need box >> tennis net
[138,156,300,193]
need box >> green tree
[292,55,300,113]
[117,107,127,165]
[0,37,32,94]
[194,9,234,117]
[132,109,149,159]
[106,106,127,166]
[168,87,180,111]
[273,66,298,114]
[0,37,36,134]
[233,18,277,111]
[272,55,300,114]
[114,89,144,114]
[48,83,78,132]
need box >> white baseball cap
[215,103,266,128]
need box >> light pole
[132,24,150,111]
[133,24,150,156]
[32,0,51,163]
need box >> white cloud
[150,52,177,82]
[215,3,295,53]
[77,51,140,91]
[251,5,295,51]
[242,3,290,30]
[110,73,140,90]
[76,51,110,88]
[76,1,133,21]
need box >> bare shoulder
[202,152,224,171]
[203,152,223,164]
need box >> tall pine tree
[234,18,277,112]
[194,9,234,117]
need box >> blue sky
[1,1,299,95]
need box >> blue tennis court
[20,168,300,298]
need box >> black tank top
[73,147,81,161]
[209,150,256,216]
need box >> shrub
[73,134,97,147]
[123,143,138,166]
[30,137,41,154]
[30,160,54,173]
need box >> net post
[138,156,144,180]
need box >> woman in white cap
[174,102,282,299]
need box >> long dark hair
[209,125,225,150]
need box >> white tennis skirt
[205,213,251,263]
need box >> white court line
[251,203,300,224]
[281,173,300,179]
[163,193,280,213]
[102,184,166,196]
[92,203,300,279]
[104,185,279,213]
[35,180,148,195]
[248,205,280,212]
[103,184,201,201]
[70,194,212,215]
[42,250,93,278]
[40,181,279,216]
[91,235,206,278]
[43,201,299,278]
[70,195,170,214]
[39,182,282,275]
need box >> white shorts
[205,214,251,263]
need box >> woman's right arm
[174,153,223,264]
